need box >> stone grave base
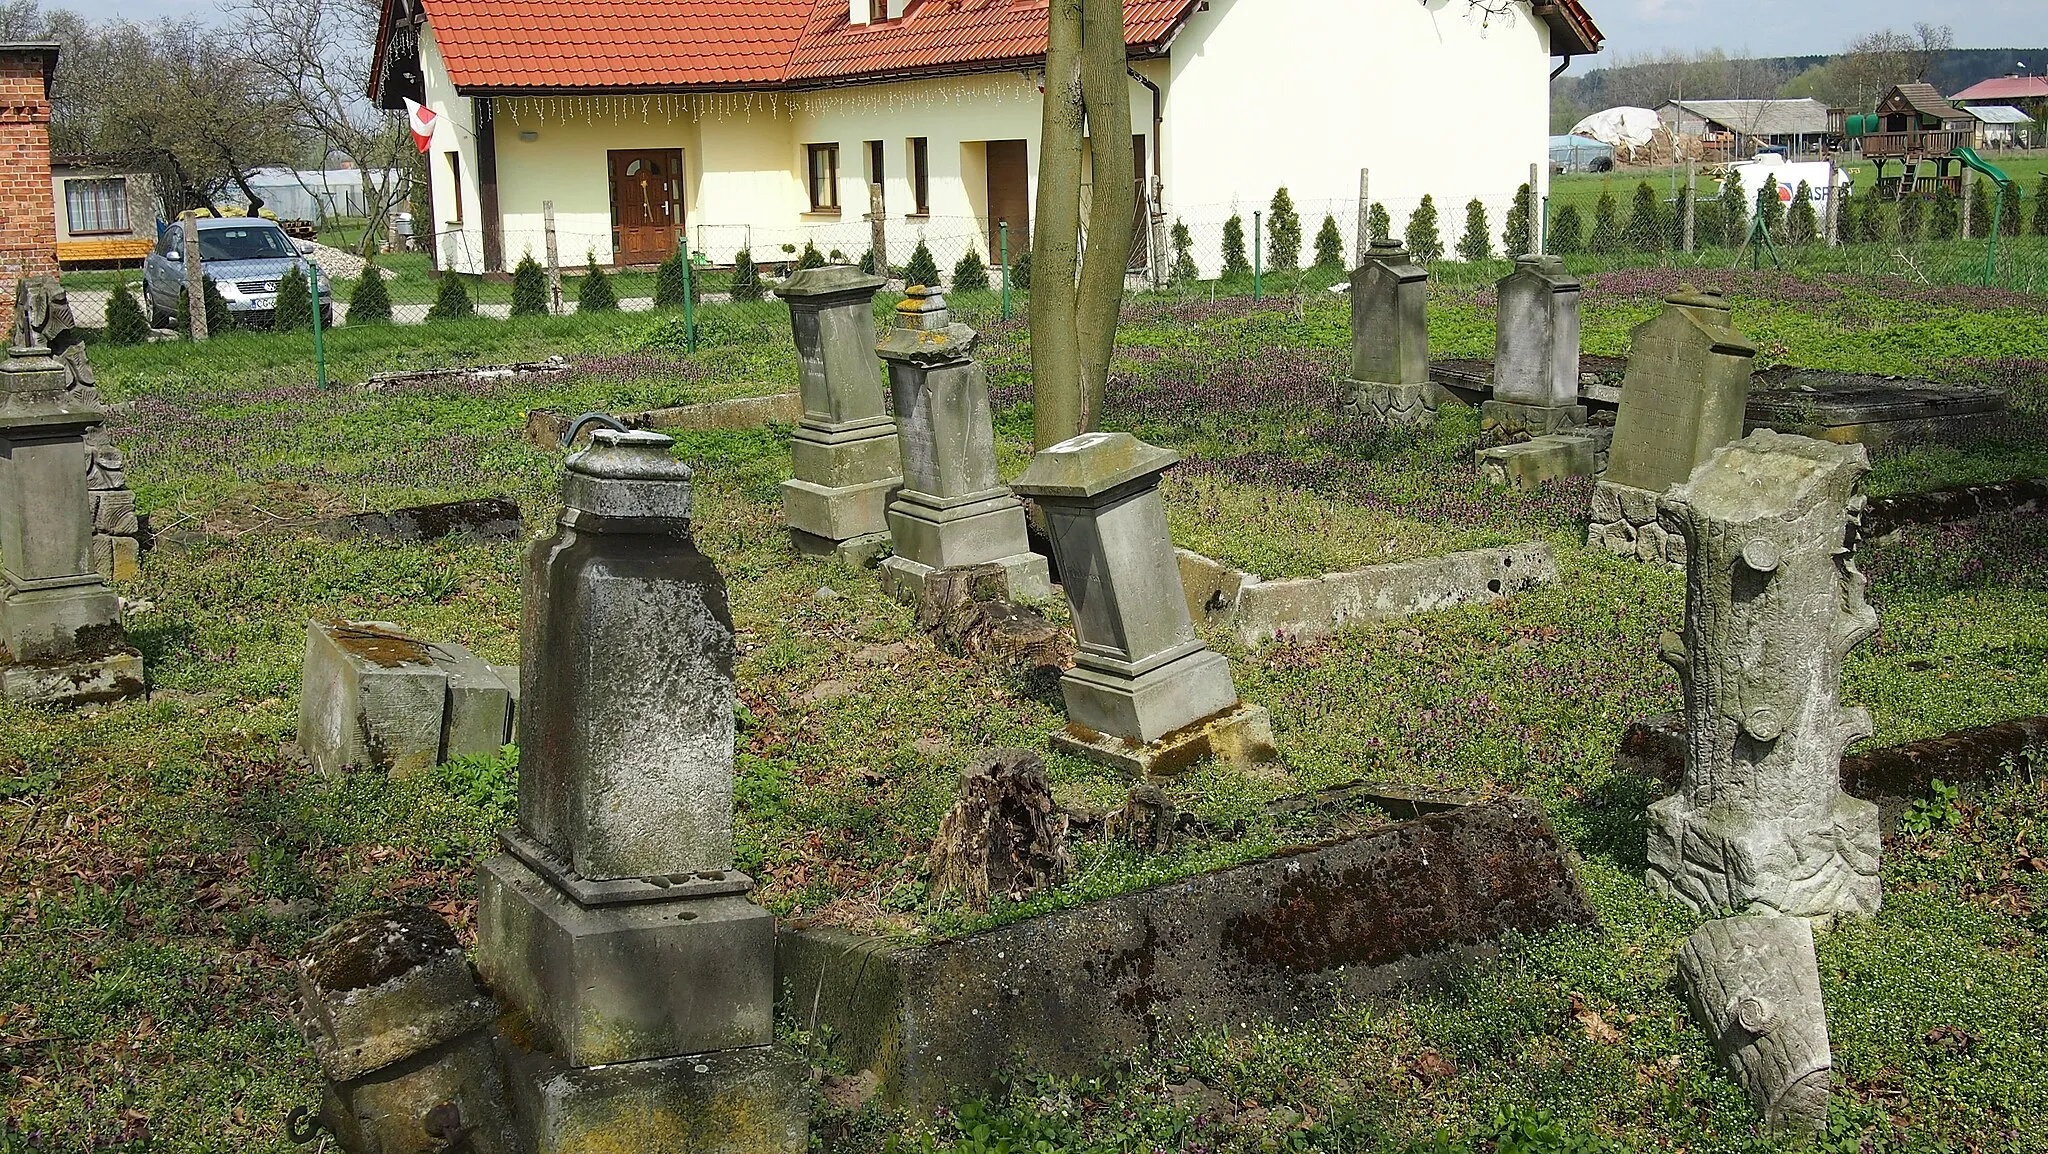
[1478,399,1587,436]
[1646,793,1882,923]
[1177,541,1558,647]
[790,528,892,567]
[300,620,517,778]
[1051,701,1278,777]
[776,796,1596,1113]
[1477,428,1610,492]
[1587,479,1684,566]
[781,477,899,555]
[497,1038,810,1154]
[879,549,1050,605]
[0,647,144,708]
[1342,379,1440,427]
[1742,370,2006,449]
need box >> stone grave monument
[1012,431,1277,775]
[1339,239,1435,427]
[1646,429,1882,921]
[299,619,517,777]
[875,285,1048,603]
[1678,915,1833,1133]
[1588,286,1754,564]
[477,428,806,1152]
[87,446,142,582]
[0,276,143,706]
[1481,254,1585,436]
[776,266,900,562]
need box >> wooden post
[1683,163,1697,252]
[1822,158,1839,247]
[1960,169,1973,237]
[1354,168,1370,260]
[867,182,887,273]
[1149,175,1169,290]
[1527,162,1541,256]
[180,215,207,341]
[543,199,563,314]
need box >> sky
[52,0,2048,61]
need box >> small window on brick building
[807,143,840,212]
[64,178,129,235]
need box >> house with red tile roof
[371,0,1601,277]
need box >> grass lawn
[4,271,2047,1151]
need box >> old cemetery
[1,245,2045,1154]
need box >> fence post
[543,199,563,314]
[1960,170,1973,239]
[867,182,887,274]
[1684,163,1697,253]
[1355,168,1370,261]
[1527,162,1541,256]
[1149,177,1169,292]
[999,220,1010,320]
[1983,182,2003,287]
[1253,209,1262,301]
[180,216,207,341]
[680,254,698,355]
[1822,158,1838,248]
[309,262,328,391]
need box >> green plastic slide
[1954,146,2010,186]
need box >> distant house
[1960,105,2036,150]
[370,0,1604,277]
[1658,98,1831,159]
[1950,75,2047,148]
[51,159,158,266]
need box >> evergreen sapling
[271,265,314,331]
[730,248,764,301]
[1170,218,1198,284]
[1719,170,1747,247]
[425,272,475,321]
[1967,178,1991,238]
[1501,183,1531,256]
[1755,175,1785,240]
[1787,182,1817,245]
[1455,198,1491,261]
[902,239,940,288]
[1404,195,1442,264]
[653,250,694,309]
[104,281,147,344]
[1623,181,1664,252]
[797,240,826,269]
[1221,214,1250,277]
[1368,203,1391,244]
[1313,213,1344,269]
[1899,193,1926,241]
[510,252,549,316]
[347,263,392,325]
[1931,182,1960,239]
[1266,186,1300,271]
[1550,203,1584,255]
[576,254,619,313]
[1589,189,1621,254]
[952,244,989,292]
[1996,179,2020,237]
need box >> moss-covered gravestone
[1339,239,1436,427]
[775,266,898,562]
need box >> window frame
[807,142,841,213]
[445,151,464,225]
[909,137,930,216]
[63,177,130,236]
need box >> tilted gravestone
[1589,286,1754,564]
[0,276,143,706]
[1647,429,1882,921]
[875,286,1048,603]
[1482,254,1585,436]
[1679,916,1833,1134]
[776,266,899,562]
[477,429,807,1152]
[1339,240,1436,427]
[1012,431,1276,775]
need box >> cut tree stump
[927,749,1071,909]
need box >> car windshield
[196,226,295,261]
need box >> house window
[867,0,886,21]
[445,152,463,224]
[910,137,929,215]
[64,178,128,235]
[807,143,840,211]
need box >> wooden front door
[986,139,1029,257]
[609,149,684,266]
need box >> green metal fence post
[1000,220,1010,320]
[681,253,698,355]
[1253,210,1262,301]
[309,261,328,391]
[1984,187,2003,287]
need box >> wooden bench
[56,238,154,266]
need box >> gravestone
[875,286,1048,602]
[776,266,899,562]
[477,428,805,1153]
[1589,286,1754,564]
[1678,916,1832,1133]
[299,619,515,777]
[87,446,142,582]
[1339,240,1435,427]
[0,277,143,706]
[1012,431,1276,775]
[1647,430,1882,921]
[1481,254,1585,435]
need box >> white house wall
[419,23,484,273]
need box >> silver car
[142,217,333,329]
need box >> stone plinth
[874,287,1047,603]
[86,445,141,583]
[1647,430,1882,921]
[298,620,514,778]
[0,340,141,707]
[1477,428,1610,492]
[1481,254,1585,436]
[775,266,899,560]
[1679,916,1832,1133]
[499,1038,810,1154]
[1012,432,1271,772]
[1339,240,1436,427]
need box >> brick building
[0,43,59,328]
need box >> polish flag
[404,98,439,152]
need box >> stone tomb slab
[1742,370,2007,449]
[776,796,1596,1114]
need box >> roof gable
[1879,82,1961,121]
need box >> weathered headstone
[1589,286,1755,564]
[1678,916,1832,1133]
[1647,430,1882,921]
[87,446,142,582]
[0,277,143,706]
[776,266,899,562]
[299,620,514,777]
[875,286,1048,602]
[1339,239,1435,427]
[1012,432,1276,775]
[478,428,805,1153]
[1481,254,1585,435]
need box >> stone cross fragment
[1482,254,1585,435]
[1012,431,1276,775]
[1646,429,1882,921]
[775,265,900,562]
[1589,286,1755,564]
[1339,239,1435,427]
[1678,916,1832,1133]
[875,284,1048,603]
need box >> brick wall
[0,50,57,332]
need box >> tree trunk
[1029,0,1086,450]
[1073,0,1134,432]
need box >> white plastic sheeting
[1569,107,1662,150]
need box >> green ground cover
[3,271,2046,1152]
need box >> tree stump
[914,563,1070,672]
[1107,781,1178,853]
[927,749,1071,909]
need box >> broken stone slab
[299,620,515,778]
[1176,541,1559,647]
[1477,428,1610,492]
[777,796,1597,1114]
[317,497,524,544]
[497,1037,810,1154]
[364,356,568,392]
[926,749,1071,909]
[524,392,803,449]
[1860,476,2048,540]
[1678,916,1832,1134]
[1266,780,1482,821]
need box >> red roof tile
[785,0,1190,85]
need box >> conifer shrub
[1455,198,1491,262]
[1368,203,1390,244]
[425,272,475,321]
[1787,182,1818,245]
[1996,179,2020,237]
[1898,193,1926,241]
[797,240,826,269]
[1755,175,1785,240]
[1266,186,1301,271]
[1501,183,1531,255]
[104,281,148,344]
[1965,178,1991,238]
[730,249,764,301]
[1589,189,1621,254]
[1312,214,1344,269]
[1403,195,1442,264]
[1170,218,1198,284]
[510,252,549,316]
[576,254,619,313]
[2034,175,2048,236]
[272,265,314,331]
[902,239,940,288]
[1623,181,1664,252]
[653,250,694,309]
[1010,249,1033,291]
[858,248,877,274]
[348,263,392,325]
[178,276,234,335]
[1220,214,1250,277]
[1858,197,1892,244]
[1719,170,1747,247]
[1930,182,1960,240]
[952,245,989,292]
[1549,203,1584,255]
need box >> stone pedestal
[1480,254,1585,436]
[1646,430,1882,921]
[0,342,142,707]
[498,1037,810,1154]
[775,266,900,561]
[1339,240,1436,428]
[1477,427,1610,492]
[1013,432,1276,775]
[873,287,1048,603]
[1589,287,1754,562]
[299,620,514,778]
